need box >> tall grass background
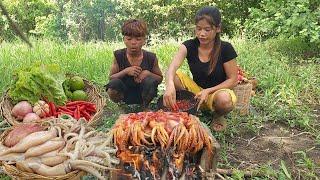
[0,37,319,178]
[1,38,318,130]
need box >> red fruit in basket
[237,75,243,81]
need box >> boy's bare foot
[210,116,227,132]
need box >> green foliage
[235,37,319,129]
[280,160,292,179]
[293,151,318,178]
[1,0,260,41]
[215,0,262,36]
[0,0,54,40]
[2,0,319,45]
[114,0,215,38]
[0,37,319,179]
[245,0,320,46]
[33,0,118,41]
[9,63,67,105]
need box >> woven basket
[0,126,85,180]
[0,79,105,127]
[233,82,253,115]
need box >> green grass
[0,37,319,179]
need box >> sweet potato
[28,161,69,176]
[0,128,57,156]
[24,139,65,158]
[4,123,44,147]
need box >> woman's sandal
[210,116,227,132]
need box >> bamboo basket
[0,78,106,127]
[0,126,86,180]
[233,82,253,115]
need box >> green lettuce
[9,63,68,105]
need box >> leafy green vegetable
[9,63,67,105]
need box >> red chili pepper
[175,100,191,111]
[171,103,179,112]
[58,106,73,113]
[85,106,96,113]
[81,110,91,121]
[66,101,88,106]
[79,105,86,111]
[84,103,95,110]
[73,105,81,120]
[48,102,57,117]
[58,111,74,116]
[66,106,77,111]
[44,111,51,118]
[52,102,57,117]
[66,101,95,107]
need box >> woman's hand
[163,82,176,109]
[134,70,150,83]
[195,88,211,111]
[125,66,142,77]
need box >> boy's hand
[134,70,150,83]
[125,66,142,77]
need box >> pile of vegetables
[237,65,249,84]
[11,100,97,123]
[11,100,57,123]
[56,101,97,121]
[9,63,67,106]
[237,65,258,94]
[0,117,119,179]
[7,64,99,123]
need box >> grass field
[0,37,319,179]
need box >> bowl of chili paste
[157,90,198,115]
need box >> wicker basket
[2,163,85,180]
[0,79,105,127]
[0,126,86,180]
[233,82,253,115]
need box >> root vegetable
[23,113,41,123]
[16,161,35,173]
[0,128,57,156]
[0,144,8,151]
[24,139,65,158]
[4,123,44,147]
[11,101,33,120]
[28,161,70,176]
[41,155,68,166]
[0,153,24,161]
[40,149,59,158]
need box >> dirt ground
[221,121,320,178]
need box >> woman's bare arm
[165,45,188,86]
[163,44,188,108]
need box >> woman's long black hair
[195,7,222,74]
